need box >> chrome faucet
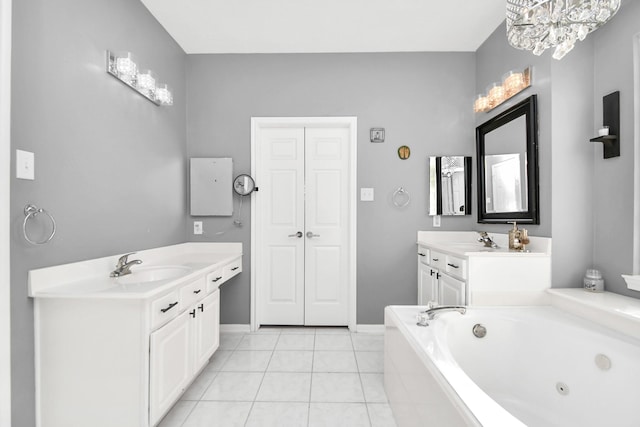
[422,305,467,320]
[477,231,499,248]
[110,252,142,277]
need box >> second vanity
[28,242,242,427]
[417,231,551,306]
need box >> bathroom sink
[447,243,496,252]
[115,265,192,285]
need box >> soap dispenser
[508,222,520,250]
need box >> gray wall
[592,0,640,297]
[186,53,477,325]
[10,0,187,424]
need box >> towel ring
[23,204,57,245]
[392,187,411,208]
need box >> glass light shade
[115,52,137,85]
[155,84,173,106]
[507,0,621,60]
[503,71,525,96]
[136,70,156,98]
[488,83,506,107]
[474,95,490,113]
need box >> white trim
[250,117,358,332]
[219,324,251,334]
[0,0,11,424]
[633,32,640,274]
[355,324,385,334]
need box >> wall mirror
[429,156,472,216]
[476,94,539,224]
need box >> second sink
[115,265,192,285]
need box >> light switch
[433,215,441,227]
[360,187,374,201]
[16,150,35,180]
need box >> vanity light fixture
[106,51,173,106]
[506,0,621,60]
[474,67,531,113]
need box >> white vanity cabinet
[417,246,466,306]
[149,289,219,425]
[417,232,552,307]
[28,243,242,427]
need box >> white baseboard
[219,324,251,333]
[355,324,384,334]
[220,324,384,334]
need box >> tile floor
[158,327,397,427]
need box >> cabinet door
[149,310,192,426]
[192,290,220,372]
[418,264,439,305]
[439,274,466,306]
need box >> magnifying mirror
[233,174,256,196]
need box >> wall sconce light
[106,51,173,106]
[474,67,531,113]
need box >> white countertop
[28,242,242,300]
[417,231,551,257]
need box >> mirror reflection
[429,156,472,216]
[476,94,539,224]
[484,115,528,213]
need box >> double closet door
[257,126,350,326]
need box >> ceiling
[140,0,507,54]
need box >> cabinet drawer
[445,254,467,280]
[180,277,206,308]
[428,250,446,270]
[223,258,242,281]
[417,247,430,265]
[206,269,224,293]
[151,291,181,330]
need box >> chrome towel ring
[392,187,411,208]
[23,204,56,245]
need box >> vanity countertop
[417,231,551,257]
[28,242,242,300]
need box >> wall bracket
[590,91,620,159]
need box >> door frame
[0,0,12,423]
[250,117,357,331]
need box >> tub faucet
[422,305,467,320]
[110,252,142,277]
[477,231,499,248]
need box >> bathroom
[2,0,640,426]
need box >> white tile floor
[158,327,397,427]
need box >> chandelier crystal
[506,0,621,60]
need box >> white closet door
[304,127,350,326]
[258,127,306,325]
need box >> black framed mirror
[476,94,539,224]
[429,156,472,216]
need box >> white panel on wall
[190,158,233,216]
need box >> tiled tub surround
[29,243,242,427]
[159,328,396,427]
[385,297,640,427]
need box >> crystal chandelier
[506,0,621,60]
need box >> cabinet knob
[211,276,222,283]
[418,253,426,257]
[231,267,239,271]
[447,263,459,269]
[194,289,202,294]
[189,309,196,318]
[198,304,204,312]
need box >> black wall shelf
[590,91,620,159]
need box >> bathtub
[384,305,640,427]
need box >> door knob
[288,231,303,238]
[306,231,320,238]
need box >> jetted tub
[384,305,640,427]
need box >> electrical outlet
[433,215,441,227]
[193,221,203,235]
